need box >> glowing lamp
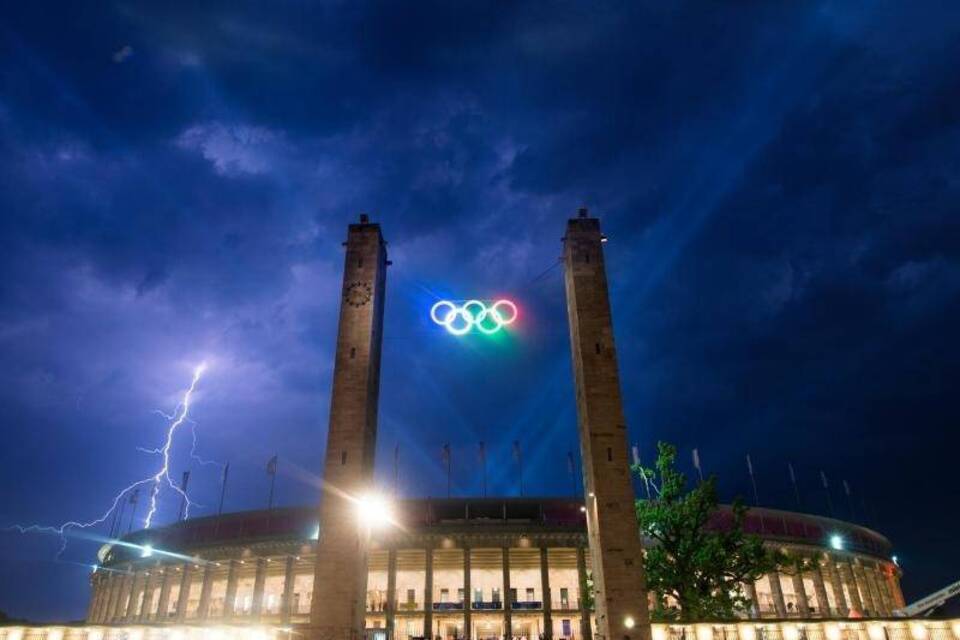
[830,534,844,550]
[909,623,928,640]
[624,617,636,630]
[825,624,842,640]
[868,624,886,640]
[356,492,393,529]
[430,299,518,335]
[739,626,757,640]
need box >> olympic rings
[430,299,518,335]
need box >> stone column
[197,563,215,619]
[853,563,876,616]
[768,571,787,617]
[576,546,592,640]
[223,560,239,618]
[124,570,140,621]
[282,556,296,625]
[252,558,267,619]
[503,547,513,640]
[540,546,553,640]
[110,574,131,622]
[86,575,102,623]
[823,558,848,616]
[155,568,174,622]
[839,561,863,615]
[464,546,472,640]
[743,580,760,619]
[386,549,398,640]
[175,563,193,622]
[791,570,810,616]
[875,568,894,615]
[888,572,906,609]
[425,548,434,640]
[811,563,830,618]
[139,570,155,622]
[106,572,123,622]
[865,566,886,616]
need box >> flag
[631,444,641,467]
[788,462,797,483]
[843,479,851,496]
[266,455,278,476]
[513,441,521,462]
[746,454,754,476]
[567,451,575,473]
[820,470,829,489]
[222,462,230,483]
[692,448,701,471]
[441,443,450,464]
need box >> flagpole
[177,471,191,522]
[692,448,703,483]
[843,480,855,521]
[788,463,801,508]
[394,444,400,498]
[110,494,125,538]
[126,489,139,534]
[218,463,230,517]
[821,470,835,517]
[513,441,523,497]
[567,451,577,498]
[268,455,278,510]
[746,455,760,506]
[480,442,487,498]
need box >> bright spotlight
[141,544,154,558]
[830,534,844,550]
[356,493,393,529]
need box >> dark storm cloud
[0,0,958,621]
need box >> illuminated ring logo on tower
[430,299,518,335]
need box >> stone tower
[562,208,651,640]
[311,215,389,640]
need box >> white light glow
[740,626,757,640]
[825,624,842,640]
[830,534,844,550]
[356,493,393,529]
[782,625,800,640]
[624,617,636,630]
[910,623,928,640]
[141,544,154,558]
[868,624,886,640]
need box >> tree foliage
[634,442,779,622]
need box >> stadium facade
[83,499,904,638]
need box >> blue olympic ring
[430,299,518,335]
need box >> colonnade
[87,543,904,631]
[746,553,903,619]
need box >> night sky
[2,0,959,623]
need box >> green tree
[634,442,779,622]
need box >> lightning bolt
[5,363,208,553]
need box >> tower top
[578,206,589,218]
